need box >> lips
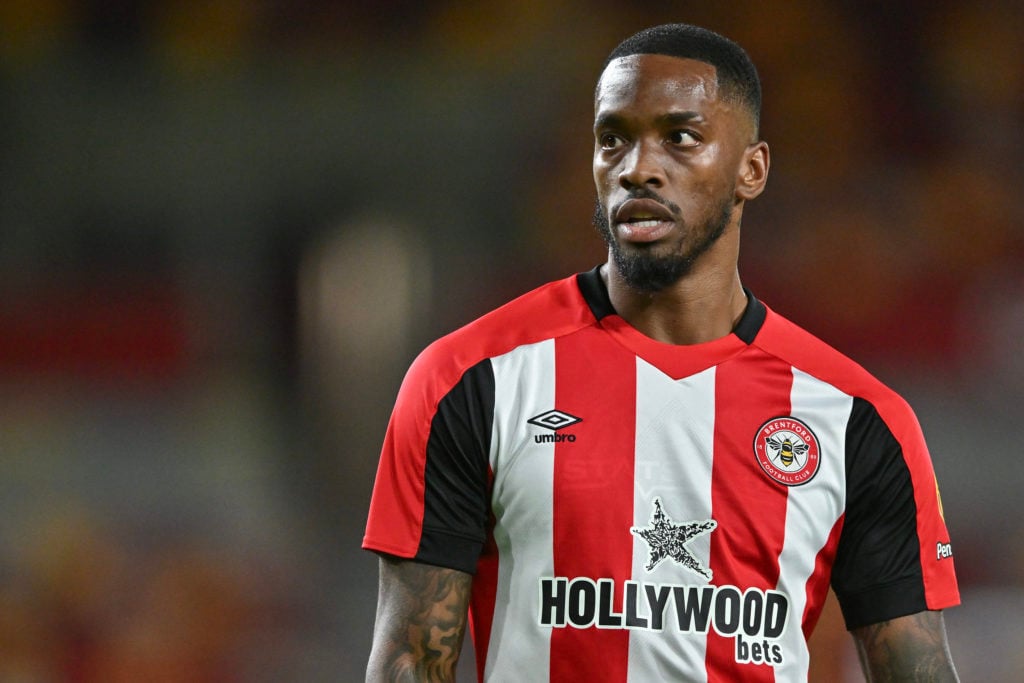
[613,198,676,243]
[614,198,675,224]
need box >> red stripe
[470,470,498,682]
[550,328,636,683]
[802,514,844,639]
[706,349,793,682]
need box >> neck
[602,235,748,346]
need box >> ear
[736,141,769,201]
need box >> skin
[592,54,768,345]
[367,53,959,682]
[853,611,959,682]
[366,557,471,682]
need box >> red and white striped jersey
[363,267,959,682]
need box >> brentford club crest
[753,416,821,486]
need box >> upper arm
[366,555,473,683]
[851,610,959,682]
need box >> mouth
[613,198,676,243]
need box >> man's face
[593,54,756,292]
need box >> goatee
[593,193,733,293]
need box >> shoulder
[400,273,598,403]
[752,304,920,436]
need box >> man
[363,23,959,682]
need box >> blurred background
[1,0,1022,680]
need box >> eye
[669,130,699,146]
[599,133,624,150]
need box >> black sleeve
[414,359,495,574]
[831,397,926,630]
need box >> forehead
[595,54,723,118]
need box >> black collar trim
[575,266,766,345]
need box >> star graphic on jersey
[630,498,717,580]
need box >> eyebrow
[594,110,704,130]
[658,111,703,126]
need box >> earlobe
[736,141,770,201]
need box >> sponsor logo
[631,498,716,580]
[538,577,789,666]
[754,416,821,486]
[528,409,581,443]
[936,541,953,560]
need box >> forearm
[366,556,472,682]
[852,611,958,682]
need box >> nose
[618,139,666,189]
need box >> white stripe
[773,368,851,681]
[627,360,717,683]
[485,339,557,681]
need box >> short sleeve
[831,397,959,629]
[363,355,494,574]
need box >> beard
[593,190,734,293]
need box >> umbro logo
[528,409,582,431]
[528,409,582,443]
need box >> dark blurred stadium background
[0,1,1021,680]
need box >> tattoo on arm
[852,611,959,682]
[367,556,472,682]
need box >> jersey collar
[575,265,767,378]
[576,265,766,343]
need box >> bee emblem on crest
[754,416,821,486]
[764,435,809,467]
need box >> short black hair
[601,24,762,133]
